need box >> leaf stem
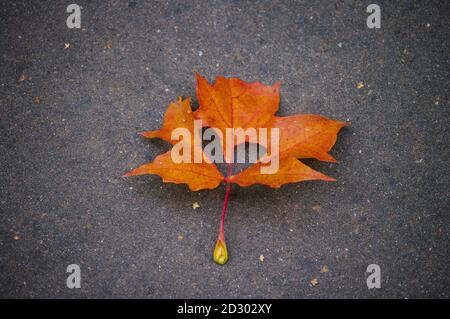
[219,163,233,240]
[213,162,233,265]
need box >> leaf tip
[338,121,348,128]
[138,131,157,138]
[273,81,281,90]
[122,171,132,178]
[327,156,339,163]
[323,175,337,182]
[195,71,204,82]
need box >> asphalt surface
[0,0,448,298]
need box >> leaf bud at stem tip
[213,238,228,265]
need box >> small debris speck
[192,202,200,209]
[64,43,70,49]
[259,254,265,262]
[13,235,20,241]
[320,265,329,273]
[310,278,318,286]
[178,235,184,240]
[198,51,203,57]
[356,81,365,89]
[18,73,28,82]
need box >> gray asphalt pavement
[0,0,448,298]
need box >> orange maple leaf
[124,98,223,190]
[124,73,346,265]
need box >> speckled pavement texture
[0,0,448,298]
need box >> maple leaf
[123,98,224,191]
[124,74,346,265]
